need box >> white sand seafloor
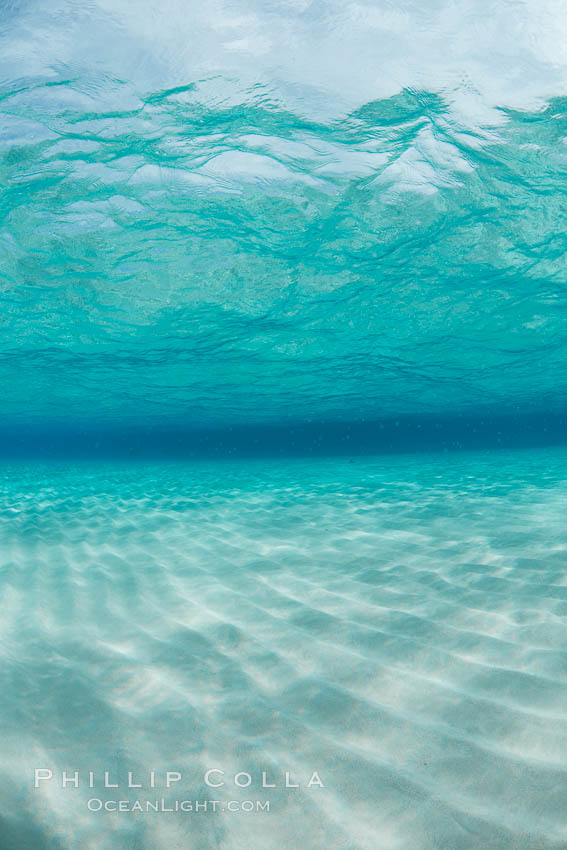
[1,449,567,849]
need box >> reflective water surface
[1,0,566,428]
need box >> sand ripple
[1,450,567,849]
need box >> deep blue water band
[2,411,567,459]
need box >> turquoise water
[0,2,566,433]
[2,1,567,848]
[3,450,567,848]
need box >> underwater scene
[1,0,567,847]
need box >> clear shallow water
[2,1,567,847]
[2,449,567,849]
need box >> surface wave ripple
[2,449,567,849]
